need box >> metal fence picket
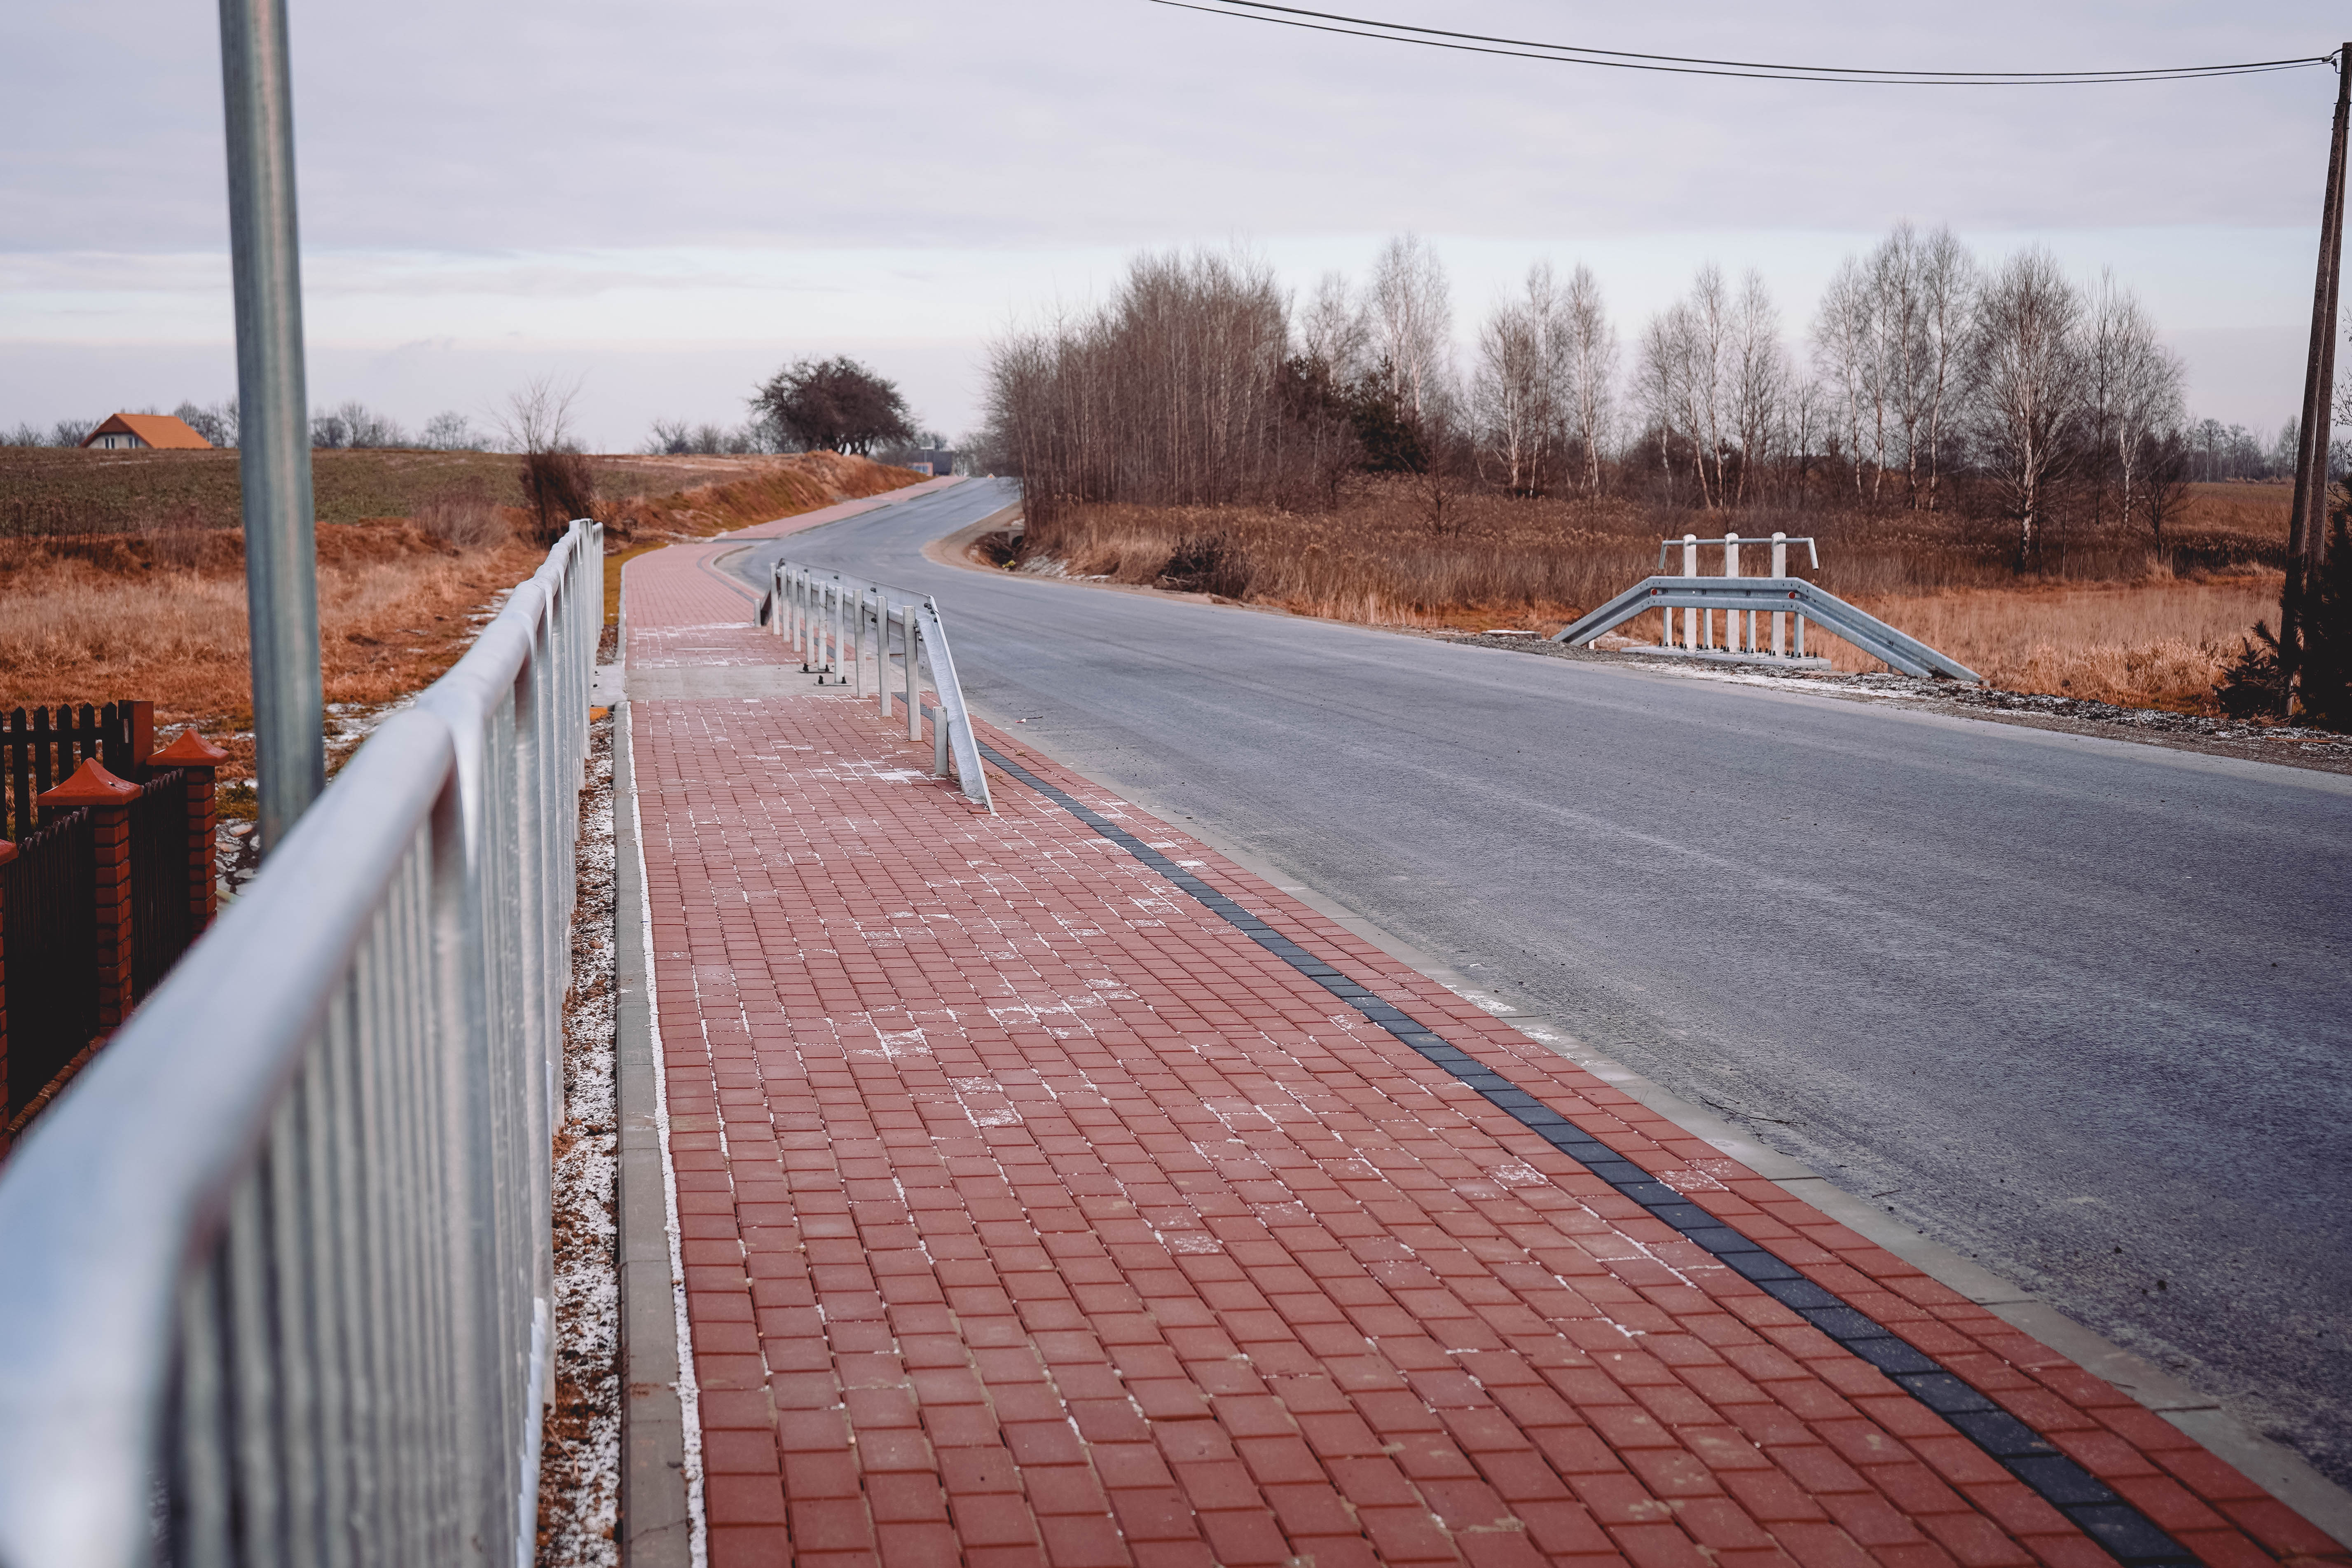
[0,520,604,1568]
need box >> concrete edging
[614,698,699,1568]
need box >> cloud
[2,0,2339,441]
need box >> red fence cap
[0,838,15,868]
[151,729,231,766]
[37,758,141,807]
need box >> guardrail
[0,519,603,1568]
[1554,529,1982,683]
[765,560,994,813]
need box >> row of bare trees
[980,229,2247,568]
[1629,232,2194,566]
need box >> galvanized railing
[1553,529,1983,683]
[767,560,994,812]
[0,520,603,1568]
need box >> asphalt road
[730,477,2352,1489]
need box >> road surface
[727,477,2352,1490]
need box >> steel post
[1771,533,1788,655]
[218,0,324,855]
[1680,536,1699,649]
[1723,534,1742,651]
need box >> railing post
[1771,532,1788,656]
[39,760,141,1033]
[1680,534,1699,649]
[852,588,867,699]
[153,730,230,935]
[877,597,893,722]
[1724,532,1742,652]
[903,610,920,742]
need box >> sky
[2,0,2345,452]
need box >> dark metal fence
[2,703,153,841]
[128,769,191,1003]
[0,811,96,1127]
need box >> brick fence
[0,727,227,1150]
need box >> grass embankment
[0,450,925,799]
[1015,481,2289,713]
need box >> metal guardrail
[0,520,603,1568]
[1555,529,1982,683]
[764,561,994,813]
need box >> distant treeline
[979,229,2335,572]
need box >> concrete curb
[979,716,2352,1554]
[615,700,695,1568]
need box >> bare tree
[1785,373,1829,490]
[1472,263,1570,494]
[1368,234,1453,425]
[1727,271,1788,506]
[1561,264,1617,493]
[173,399,239,447]
[1685,266,1731,507]
[982,246,1290,524]
[496,376,598,544]
[496,375,584,456]
[1813,257,1875,499]
[2140,421,2194,571]
[1914,227,1974,509]
[2090,278,2186,548]
[1636,308,1690,503]
[1296,271,1368,384]
[1967,248,2087,569]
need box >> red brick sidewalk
[623,526,2347,1568]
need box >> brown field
[0,451,924,804]
[0,445,802,538]
[1020,480,2293,713]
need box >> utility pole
[2282,44,2352,713]
[218,0,325,853]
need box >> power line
[1148,0,2333,85]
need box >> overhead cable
[1148,0,2333,85]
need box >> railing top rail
[777,559,932,607]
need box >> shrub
[520,449,598,546]
[1156,533,1256,598]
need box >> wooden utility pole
[2282,45,2352,710]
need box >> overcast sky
[3,0,2345,450]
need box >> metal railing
[765,560,994,812]
[1554,530,1982,683]
[0,519,603,1568]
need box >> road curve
[730,477,2352,1490]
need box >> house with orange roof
[80,412,213,451]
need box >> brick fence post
[0,835,14,1138]
[39,760,141,1034]
[151,730,229,936]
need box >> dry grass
[0,527,552,795]
[0,452,929,799]
[1833,580,2281,711]
[599,450,920,543]
[1023,479,2293,712]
